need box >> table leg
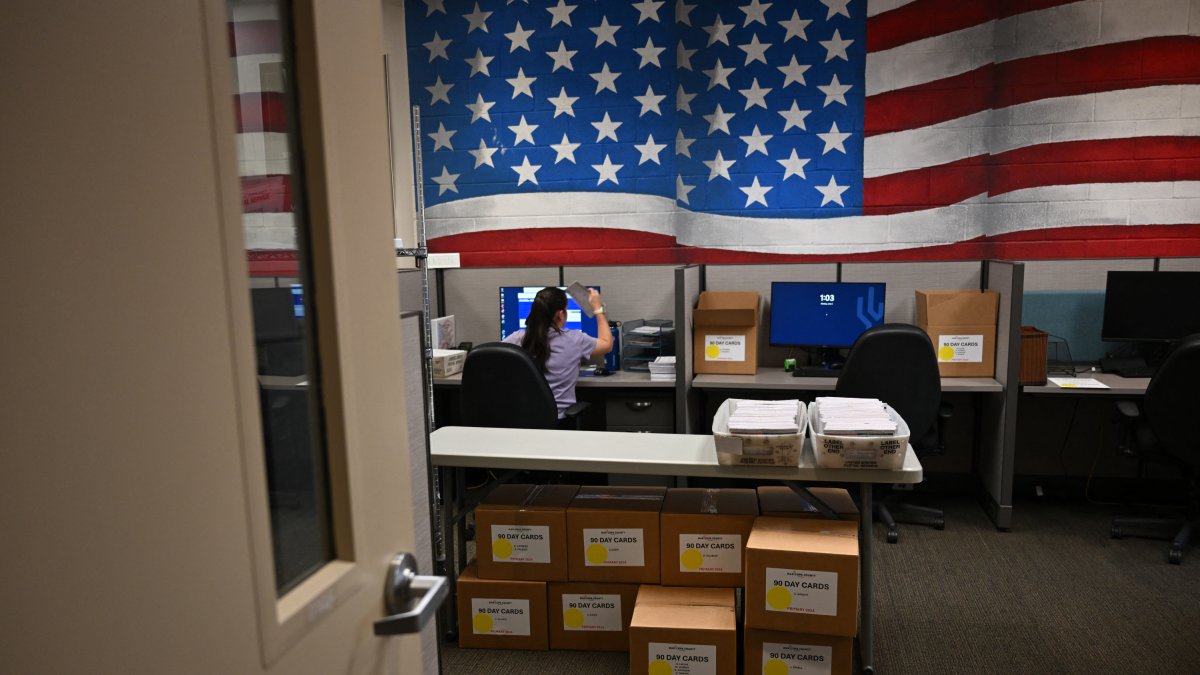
[439,466,459,640]
[859,482,874,675]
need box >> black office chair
[460,342,589,430]
[1110,333,1200,564]
[836,323,952,543]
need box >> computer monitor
[290,284,305,319]
[769,281,886,348]
[499,286,600,340]
[250,287,301,343]
[1101,271,1200,342]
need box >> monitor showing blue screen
[769,281,886,348]
[290,284,305,319]
[499,286,599,340]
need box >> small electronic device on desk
[769,281,886,377]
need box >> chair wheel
[886,529,899,544]
[933,518,946,530]
[1111,525,1122,539]
[1169,548,1182,565]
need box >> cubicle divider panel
[676,265,702,434]
[396,269,424,313]
[842,261,983,324]
[441,266,558,348]
[705,263,836,367]
[563,265,677,327]
[977,261,1023,530]
[1159,257,1200,271]
[1021,258,1154,291]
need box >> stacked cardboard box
[757,486,860,521]
[659,487,758,587]
[629,585,737,675]
[456,562,549,650]
[566,486,666,584]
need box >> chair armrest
[1115,400,1140,419]
[563,401,590,418]
[935,401,954,453]
[937,401,954,420]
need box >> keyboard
[791,366,841,378]
[1115,365,1157,378]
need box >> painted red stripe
[228,20,282,57]
[234,93,287,133]
[866,0,1077,53]
[241,174,292,213]
[866,37,1200,135]
[863,137,1200,214]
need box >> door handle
[373,552,448,636]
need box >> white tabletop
[434,370,674,388]
[693,370,1003,393]
[1022,371,1149,396]
[429,426,923,484]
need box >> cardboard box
[456,562,548,650]
[431,348,466,377]
[567,486,666,583]
[659,488,759,588]
[693,291,761,375]
[547,581,640,651]
[745,517,860,637]
[629,585,737,675]
[915,290,999,377]
[474,484,578,582]
[744,628,855,675]
[757,486,861,521]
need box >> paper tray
[712,399,807,466]
[808,400,910,470]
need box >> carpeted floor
[439,495,1200,674]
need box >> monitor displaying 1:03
[769,281,886,348]
[1101,271,1200,342]
[499,286,600,340]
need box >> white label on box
[470,598,530,636]
[936,335,983,363]
[648,642,717,675]
[490,525,551,564]
[762,642,833,675]
[583,528,644,567]
[704,335,745,362]
[679,534,742,573]
[765,568,838,616]
[561,593,622,632]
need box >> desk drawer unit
[606,395,673,432]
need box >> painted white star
[779,10,812,42]
[432,166,459,195]
[591,112,622,142]
[675,130,696,158]
[821,0,852,20]
[704,103,735,135]
[548,87,579,117]
[506,68,535,99]
[427,122,456,151]
[469,140,498,168]
[547,41,577,72]
[816,175,849,206]
[546,0,577,27]
[704,150,735,181]
[738,34,771,65]
[634,37,665,68]
[423,0,445,17]
[590,16,621,47]
[740,0,772,26]
[821,29,853,62]
[425,76,453,105]
[676,176,695,204]
[590,63,621,94]
[703,16,734,46]
[632,0,665,23]
[819,74,853,106]
[777,149,809,180]
[704,58,735,90]
[740,125,773,156]
[676,0,697,26]
[677,42,698,71]
[550,133,581,164]
[739,176,772,207]
[592,154,623,185]
[465,48,494,77]
[818,121,851,154]
[634,134,667,165]
[463,2,492,33]
[739,78,771,110]
[505,21,534,52]
[778,101,812,131]
[466,93,496,122]
[676,85,697,114]
[423,32,451,62]
[511,156,542,186]
[634,85,666,116]
[508,115,538,145]
[778,56,810,88]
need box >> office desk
[431,425,922,675]
[1022,372,1150,397]
[694,371,1003,393]
[434,370,673,388]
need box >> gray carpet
[441,496,1200,674]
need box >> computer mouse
[593,367,609,377]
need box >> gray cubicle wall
[1160,257,1200,271]
[1021,258,1154,291]
[842,261,983,324]
[440,266,558,347]
[676,265,702,433]
[978,260,1024,530]
[396,268,439,313]
[562,265,677,327]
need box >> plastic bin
[712,399,807,466]
[809,401,910,470]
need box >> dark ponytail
[521,287,567,370]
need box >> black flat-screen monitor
[499,286,600,340]
[1101,271,1200,342]
[769,281,886,348]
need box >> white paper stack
[814,397,898,436]
[648,355,676,381]
[727,399,800,434]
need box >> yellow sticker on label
[585,542,609,564]
[938,345,954,361]
[563,607,585,629]
[472,612,493,634]
[492,538,513,560]
[705,344,721,359]
[763,658,789,675]
[680,548,704,571]
[766,586,792,610]
[648,658,674,675]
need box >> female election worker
[503,286,612,426]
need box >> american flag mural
[405,0,1200,266]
